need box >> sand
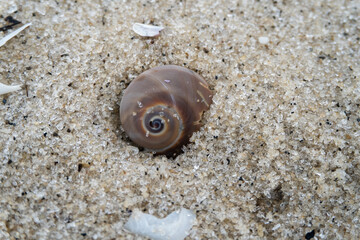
[0,0,359,239]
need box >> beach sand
[0,0,359,239]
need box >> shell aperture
[120,65,212,155]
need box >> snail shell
[120,65,213,155]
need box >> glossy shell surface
[120,65,212,155]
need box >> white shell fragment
[0,23,32,47]
[0,82,22,95]
[132,23,164,37]
[124,208,196,240]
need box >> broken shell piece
[0,82,22,95]
[124,208,196,240]
[0,23,32,47]
[132,23,164,37]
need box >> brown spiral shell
[120,65,213,155]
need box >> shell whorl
[120,65,212,155]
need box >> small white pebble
[164,79,171,83]
[258,36,269,44]
[132,23,164,37]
